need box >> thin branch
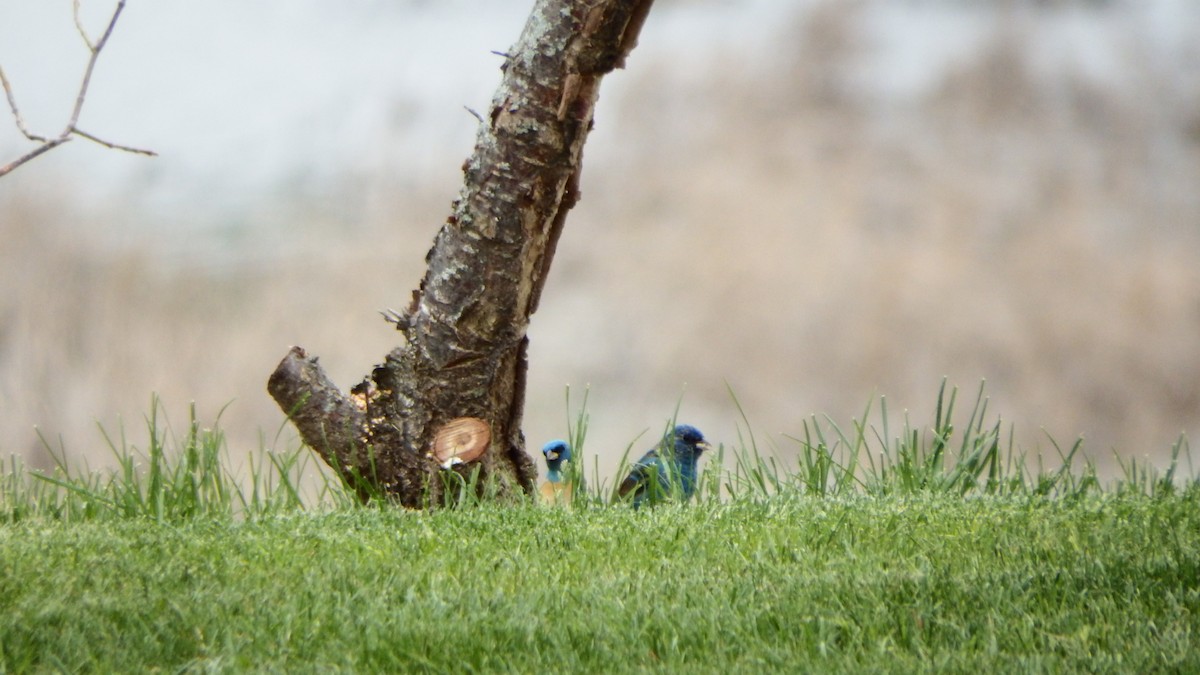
[70,0,126,125]
[72,0,96,50]
[0,138,71,177]
[0,66,48,142]
[0,0,154,178]
[71,127,156,156]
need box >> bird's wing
[617,449,661,498]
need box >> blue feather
[540,439,573,505]
[617,424,711,506]
[541,439,572,483]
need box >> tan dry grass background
[2,3,1198,484]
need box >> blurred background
[2,0,1198,485]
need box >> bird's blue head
[670,424,710,456]
[541,439,572,482]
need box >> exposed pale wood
[432,418,492,467]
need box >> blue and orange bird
[539,439,573,505]
[617,424,711,507]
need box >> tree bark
[268,0,655,507]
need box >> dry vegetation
[2,2,1198,481]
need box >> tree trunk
[267,0,655,507]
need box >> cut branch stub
[432,417,491,468]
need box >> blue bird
[617,424,711,506]
[539,439,573,505]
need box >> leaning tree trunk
[268,0,655,507]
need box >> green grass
[1,382,1197,672]
[1,396,344,523]
[1,494,1197,672]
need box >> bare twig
[71,127,156,155]
[70,0,126,123]
[0,0,156,178]
[72,0,96,49]
[0,66,48,142]
[0,138,72,176]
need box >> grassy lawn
[0,493,1196,672]
[1,386,1197,672]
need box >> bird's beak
[697,440,713,453]
[546,450,560,460]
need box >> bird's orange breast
[539,480,573,506]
